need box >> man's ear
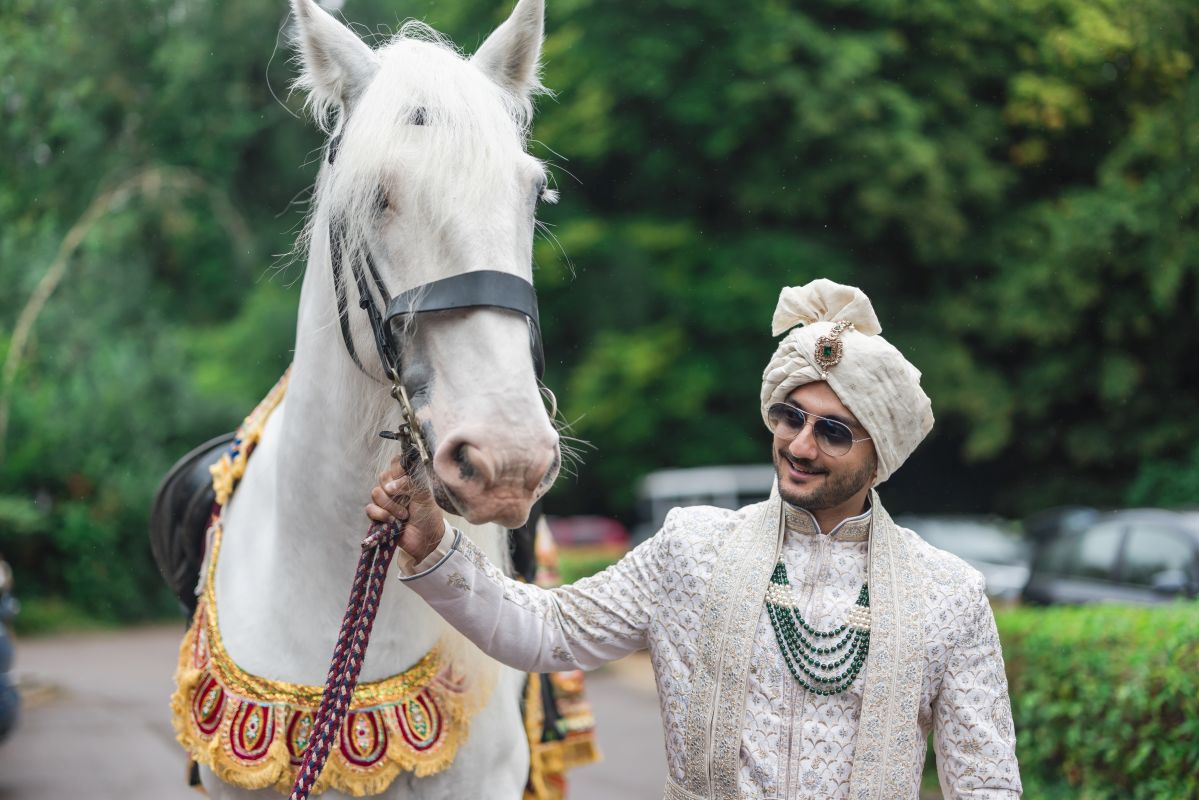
[291,0,380,131]
[471,0,545,103]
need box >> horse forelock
[302,23,539,270]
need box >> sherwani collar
[673,490,924,800]
[783,501,872,542]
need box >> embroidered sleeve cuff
[396,522,460,580]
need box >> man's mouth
[781,453,827,479]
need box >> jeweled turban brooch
[814,320,854,377]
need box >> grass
[556,547,624,584]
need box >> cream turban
[760,279,934,485]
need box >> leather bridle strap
[329,226,368,374]
[384,269,545,380]
[329,222,545,383]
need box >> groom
[369,279,1022,799]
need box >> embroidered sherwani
[399,492,1021,799]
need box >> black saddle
[149,433,235,617]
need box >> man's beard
[775,449,876,510]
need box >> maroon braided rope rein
[288,520,403,800]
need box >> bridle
[287,116,555,800]
[325,134,546,466]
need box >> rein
[288,136,547,799]
[289,521,402,800]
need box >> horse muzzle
[431,429,559,528]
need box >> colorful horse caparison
[168,1,596,796]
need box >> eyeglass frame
[765,402,872,457]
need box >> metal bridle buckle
[379,380,431,465]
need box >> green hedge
[997,602,1199,799]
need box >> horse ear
[291,0,379,130]
[472,0,545,102]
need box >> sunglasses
[766,403,871,457]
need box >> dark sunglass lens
[814,419,854,455]
[768,404,805,437]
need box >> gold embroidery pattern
[710,500,782,796]
[208,373,289,507]
[170,375,477,796]
[848,494,925,800]
[681,498,780,799]
[664,777,708,800]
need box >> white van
[631,464,776,544]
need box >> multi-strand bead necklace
[765,561,870,695]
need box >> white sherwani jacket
[399,491,1022,799]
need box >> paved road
[0,625,665,799]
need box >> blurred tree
[0,0,316,619]
[0,0,1195,623]
[523,0,1198,515]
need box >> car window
[1073,523,1125,580]
[1042,522,1124,579]
[916,523,1027,565]
[1121,525,1196,586]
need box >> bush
[996,603,1199,799]
[556,548,623,585]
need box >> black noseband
[384,270,544,380]
[330,221,545,383]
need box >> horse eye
[375,187,390,213]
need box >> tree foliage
[0,0,1195,621]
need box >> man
[368,279,1022,799]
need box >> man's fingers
[384,476,432,502]
[369,486,410,520]
[378,467,409,486]
[367,462,435,527]
[365,503,394,523]
[381,475,410,493]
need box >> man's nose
[787,424,820,460]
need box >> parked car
[1022,509,1199,605]
[0,557,19,744]
[631,464,776,545]
[1022,505,1101,545]
[545,515,630,551]
[895,515,1031,600]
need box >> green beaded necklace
[765,561,870,695]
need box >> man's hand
[366,460,445,563]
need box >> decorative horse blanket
[169,374,598,797]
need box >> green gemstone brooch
[813,319,854,377]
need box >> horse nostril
[453,443,495,487]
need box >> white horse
[195,0,560,796]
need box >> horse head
[292,0,559,529]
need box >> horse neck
[280,227,387,546]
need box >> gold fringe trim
[523,673,553,800]
[533,737,603,776]
[209,371,289,507]
[521,673,604,800]
[171,372,484,796]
